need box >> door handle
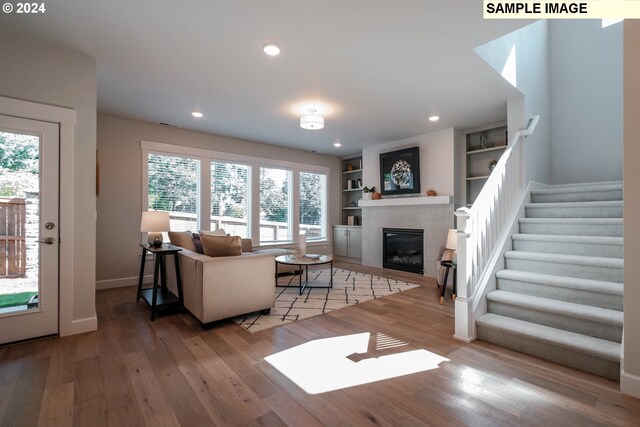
[38,237,56,245]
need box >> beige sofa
[167,247,276,327]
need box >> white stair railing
[454,115,540,342]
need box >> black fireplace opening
[383,228,424,274]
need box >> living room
[1,2,639,425]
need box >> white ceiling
[0,0,530,155]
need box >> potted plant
[362,186,375,201]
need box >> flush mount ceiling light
[262,42,281,56]
[333,142,342,147]
[192,111,203,118]
[300,107,325,130]
[429,115,440,122]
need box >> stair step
[496,270,623,310]
[476,313,620,380]
[518,218,623,236]
[504,251,623,283]
[486,290,622,342]
[511,234,623,258]
[530,184,623,203]
[525,201,623,218]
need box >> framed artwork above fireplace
[379,147,421,196]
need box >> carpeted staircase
[476,183,623,380]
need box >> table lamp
[446,228,457,264]
[141,211,170,246]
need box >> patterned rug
[234,268,420,333]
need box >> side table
[136,243,183,320]
[439,260,457,305]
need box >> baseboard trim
[621,370,640,398]
[96,275,153,290]
[60,315,97,337]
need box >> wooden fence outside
[0,198,27,278]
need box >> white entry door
[0,115,59,344]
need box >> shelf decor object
[379,147,421,196]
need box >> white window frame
[141,140,330,246]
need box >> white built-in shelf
[342,169,363,174]
[342,188,363,192]
[467,175,490,181]
[467,146,507,155]
[359,195,452,207]
[342,207,362,210]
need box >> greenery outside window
[259,167,292,243]
[211,161,250,238]
[299,171,327,240]
[147,153,200,233]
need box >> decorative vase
[363,192,372,201]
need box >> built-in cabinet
[333,225,362,260]
[341,155,363,225]
[465,122,508,205]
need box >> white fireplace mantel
[359,195,452,208]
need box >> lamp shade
[140,211,170,232]
[446,229,457,250]
[300,114,324,130]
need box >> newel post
[454,208,476,342]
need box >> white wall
[96,114,340,287]
[475,21,551,185]
[549,20,623,185]
[622,20,640,399]
[0,39,97,334]
[362,128,455,196]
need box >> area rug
[233,268,420,333]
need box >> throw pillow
[241,238,253,253]
[168,231,198,252]
[201,234,242,257]
[192,233,205,254]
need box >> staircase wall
[549,20,623,184]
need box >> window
[259,167,292,243]
[147,153,200,232]
[211,161,250,238]
[299,171,327,240]
[142,140,329,245]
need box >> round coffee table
[275,254,333,295]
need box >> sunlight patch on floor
[265,332,449,394]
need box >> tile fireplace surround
[361,201,454,277]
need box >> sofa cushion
[168,231,198,252]
[201,234,242,257]
[200,229,227,237]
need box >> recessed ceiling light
[262,42,281,56]
[334,142,342,147]
[192,111,203,118]
[429,115,440,122]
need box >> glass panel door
[0,115,59,344]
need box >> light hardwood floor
[1,261,639,426]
